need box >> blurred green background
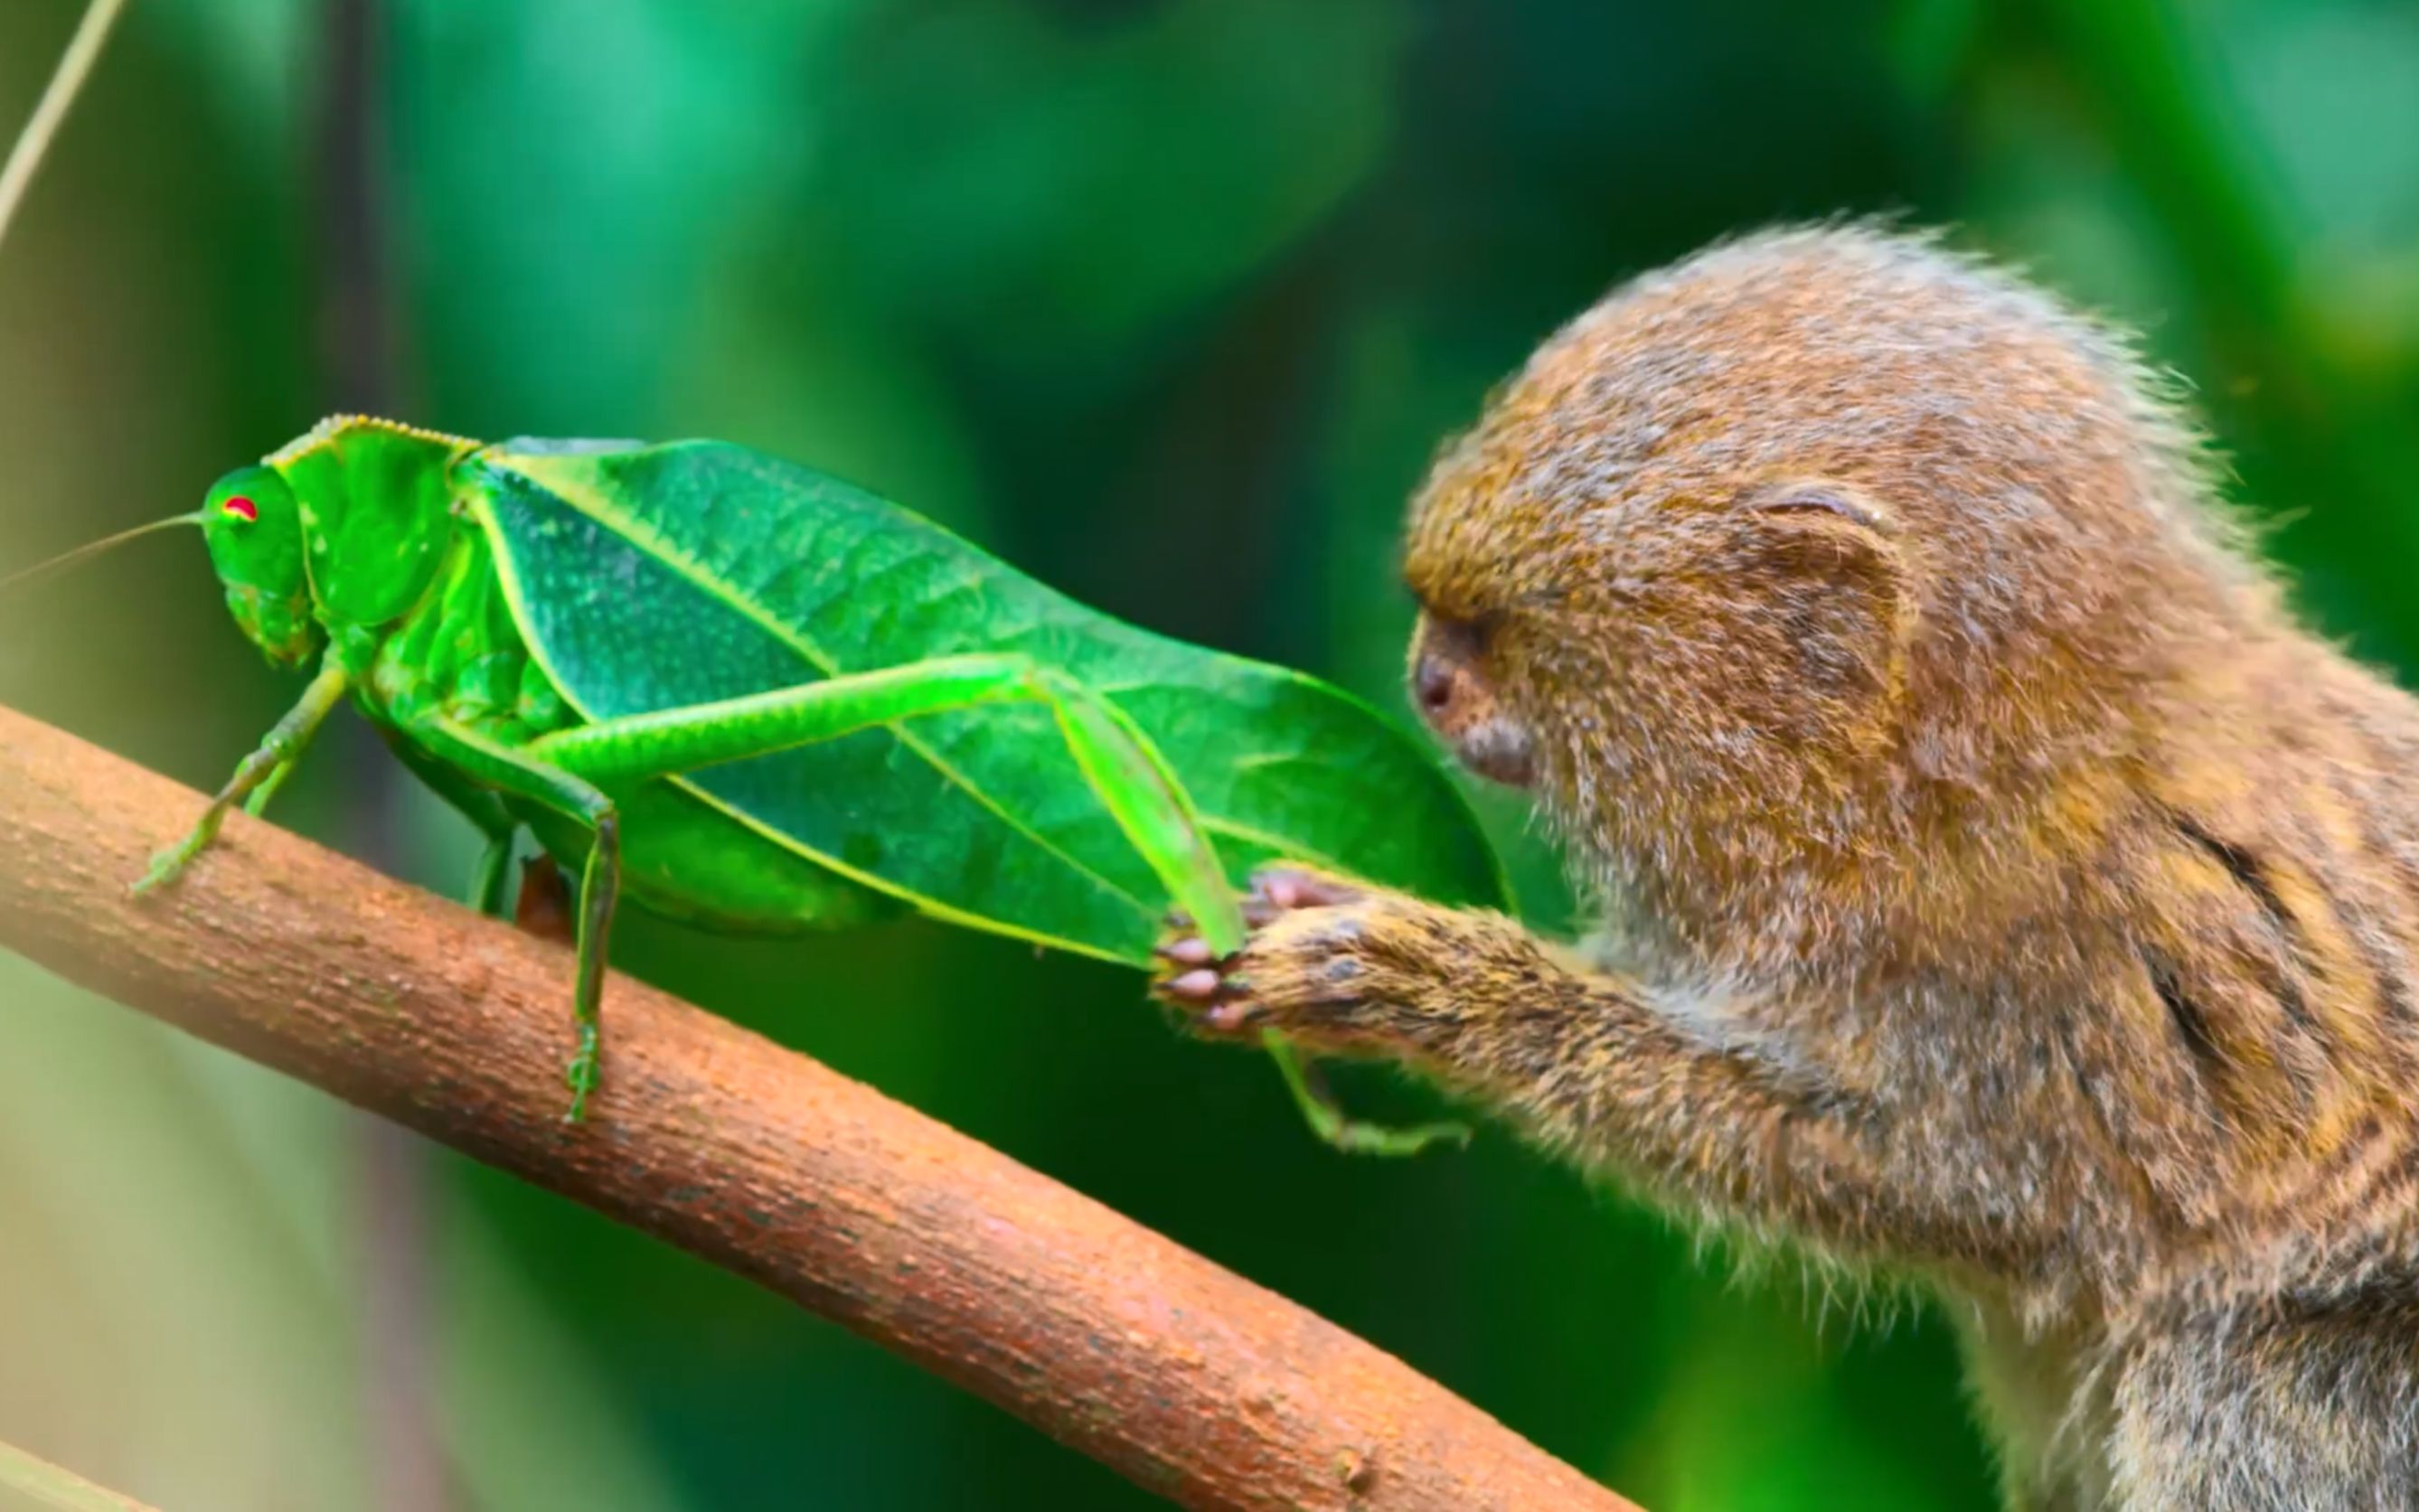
[2,1,2414,1507]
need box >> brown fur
[1160,225,2419,1508]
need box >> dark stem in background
[314,4,449,1510]
[317,0,397,409]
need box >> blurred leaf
[0,959,694,1512]
[813,0,1407,352]
[391,0,867,433]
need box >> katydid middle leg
[407,716,620,1122]
[380,728,527,917]
[467,821,522,920]
[241,754,300,819]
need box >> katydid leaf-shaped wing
[468,440,1509,963]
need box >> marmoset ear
[1720,481,1910,700]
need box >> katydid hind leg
[409,717,620,1122]
[1034,671,1245,953]
[527,651,1247,943]
[1264,1034,1472,1158]
[523,653,1044,784]
[1055,681,1472,1158]
[134,661,351,896]
[518,653,1456,1150]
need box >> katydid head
[202,465,322,669]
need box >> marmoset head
[1401,224,2270,876]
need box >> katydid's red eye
[222,496,259,523]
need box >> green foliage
[5,0,2417,1508]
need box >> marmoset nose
[1415,654,1455,715]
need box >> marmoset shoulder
[1160,224,2419,1511]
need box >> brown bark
[0,703,1637,1512]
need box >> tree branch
[0,703,1636,1512]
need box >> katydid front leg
[134,660,351,895]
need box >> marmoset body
[1161,225,2419,1509]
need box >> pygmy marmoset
[1160,225,2419,1510]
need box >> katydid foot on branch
[131,660,351,896]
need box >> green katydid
[18,416,1507,1145]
